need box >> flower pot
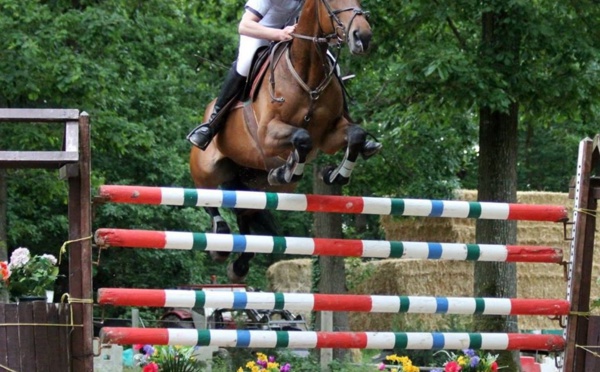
[45,289,54,303]
[18,295,47,302]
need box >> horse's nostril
[353,29,371,51]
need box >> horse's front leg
[321,124,371,185]
[263,121,313,186]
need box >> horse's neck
[288,2,330,84]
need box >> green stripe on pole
[389,242,404,258]
[195,291,206,308]
[276,331,289,348]
[192,233,208,251]
[198,330,211,346]
[474,298,485,314]
[272,237,287,255]
[399,296,410,313]
[469,333,483,349]
[265,192,279,209]
[274,292,285,310]
[466,244,481,261]
[390,199,405,215]
[467,202,482,219]
[183,189,199,207]
[394,333,408,349]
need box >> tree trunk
[0,169,8,302]
[313,166,349,362]
[475,8,521,370]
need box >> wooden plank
[46,304,61,369]
[0,109,80,122]
[585,316,600,370]
[0,304,7,367]
[33,302,51,370]
[58,304,71,371]
[18,302,36,372]
[5,304,20,370]
[0,151,79,168]
[63,121,79,152]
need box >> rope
[58,235,93,265]
[574,208,597,218]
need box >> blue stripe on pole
[232,235,247,253]
[222,191,237,208]
[436,298,449,313]
[428,243,443,259]
[432,333,445,349]
[236,330,251,347]
[233,292,248,309]
[430,200,444,217]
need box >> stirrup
[187,124,213,150]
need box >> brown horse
[190,0,377,282]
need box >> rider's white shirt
[245,0,302,29]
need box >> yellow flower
[457,355,468,367]
[267,362,280,369]
[237,368,244,372]
[246,361,256,368]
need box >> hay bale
[267,191,598,332]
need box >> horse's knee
[347,125,367,146]
[291,129,313,156]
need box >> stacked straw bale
[266,191,599,332]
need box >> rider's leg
[188,36,265,150]
[187,62,246,150]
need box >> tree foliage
[0,0,599,308]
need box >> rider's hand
[279,24,296,41]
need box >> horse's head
[318,0,372,54]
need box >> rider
[187,0,303,150]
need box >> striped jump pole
[94,228,563,263]
[97,288,570,316]
[98,185,568,222]
[100,328,566,351]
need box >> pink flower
[490,361,498,371]
[444,361,462,372]
[378,362,386,370]
[143,362,159,372]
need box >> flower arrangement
[1,261,11,290]
[377,354,419,372]
[433,349,498,372]
[7,247,59,298]
[237,352,292,372]
[134,344,204,372]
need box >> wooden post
[563,137,599,371]
[68,112,93,371]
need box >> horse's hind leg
[322,124,368,185]
[204,206,231,263]
[227,210,255,283]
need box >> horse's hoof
[321,166,350,186]
[227,262,247,283]
[210,251,230,263]
[361,140,382,160]
[268,168,284,186]
[213,218,231,234]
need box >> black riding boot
[187,65,246,150]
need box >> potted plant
[7,247,59,302]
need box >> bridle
[269,0,370,122]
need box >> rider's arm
[238,10,295,42]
